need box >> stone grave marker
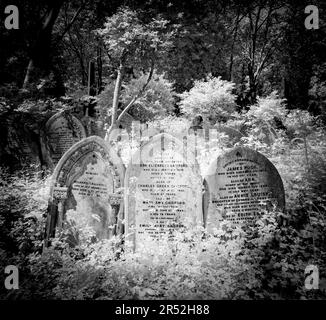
[6,125,41,165]
[125,133,203,250]
[204,147,285,232]
[45,136,125,245]
[43,111,87,166]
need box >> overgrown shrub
[0,166,49,298]
[5,208,325,300]
[1,107,326,300]
[179,75,237,122]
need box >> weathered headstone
[204,147,285,232]
[6,125,41,165]
[125,133,203,250]
[43,111,87,166]
[45,136,125,245]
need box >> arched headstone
[204,147,285,232]
[45,136,125,245]
[125,133,203,250]
[43,111,87,166]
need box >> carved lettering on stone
[45,136,125,245]
[125,133,203,250]
[44,112,87,166]
[204,147,285,232]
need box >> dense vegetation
[0,0,326,299]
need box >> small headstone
[125,133,203,250]
[204,147,285,232]
[43,111,87,166]
[45,136,125,245]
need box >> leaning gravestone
[45,136,125,246]
[125,133,203,250]
[204,147,285,232]
[43,111,87,166]
[6,124,41,165]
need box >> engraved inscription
[125,133,203,248]
[46,114,86,163]
[204,147,285,231]
[212,158,276,223]
[136,151,190,240]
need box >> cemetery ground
[0,110,326,300]
[0,1,326,301]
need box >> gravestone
[45,136,125,246]
[6,125,41,165]
[204,147,285,232]
[125,133,203,250]
[43,111,87,166]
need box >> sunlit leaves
[179,75,237,121]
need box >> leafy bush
[6,207,325,300]
[179,75,237,122]
[228,91,287,147]
[0,166,49,298]
[1,106,326,301]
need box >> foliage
[179,75,237,122]
[0,166,49,254]
[96,7,174,72]
[0,165,50,298]
[1,118,326,299]
[122,72,176,121]
[1,0,326,301]
[97,72,176,124]
[228,92,288,147]
[3,207,326,300]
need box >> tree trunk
[22,0,65,89]
[105,65,124,141]
[97,45,103,94]
[105,62,154,142]
[22,60,35,89]
[229,11,241,82]
[111,65,123,125]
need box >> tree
[281,0,326,111]
[96,7,175,140]
[22,0,67,91]
[121,72,176,121]
[234,0,287,104]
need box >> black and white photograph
[0,0,325,306]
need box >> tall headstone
[45,136,125,246]
[125,133,203,250]
[43,111,87,166]
[204,147,285,232]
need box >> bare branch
[57,2,86,43]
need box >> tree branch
[116,60,155,124]
[56,2,86,43]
